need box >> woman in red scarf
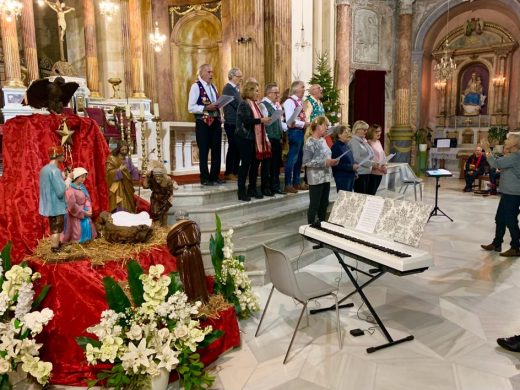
[236,81,272,201]
[463,145,487,192]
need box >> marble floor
[206,177,520,390]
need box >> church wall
[95,3,126,98]
[292,0,314,84]
[349,0,396,132]
[65,0,85,77]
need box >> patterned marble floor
[206,177,520,390]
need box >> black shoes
[214,178,226,185]
[238,189,251,202]
[481,243,502,252]
[463,187,473,192]
[262,189,274,197]
[272,189,285,195]
[201,180,215,186]
[497,335,520,352]
[248,188,263,199]
[500,247,520,257]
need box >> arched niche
[171,11,222,122]
[457,62,490,115]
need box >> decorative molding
[352,7,380,64]
[169,1,221,29]
[399,0,414,15]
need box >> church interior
[0,0,520,389]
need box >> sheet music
[427,168,452,175]
[215,95,234,109]
[286,105,303,125]
[358,155,372,166]
[334,149,352,161]
[382,153,396,164]
[270,110,282,122]
[355,197,386,234]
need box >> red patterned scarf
[248,99,271,160]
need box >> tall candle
[154,103,160,118]
[125,104,131,117]
[140,103,145,119]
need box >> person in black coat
[331,125,358,192]
[235,81,271,201]
[222,68,243,180]
[463,146,487,192]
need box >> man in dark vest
[222,67,243,181]
[188,63,223,186]
[260,82,287,195]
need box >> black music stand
[425,169,453,222]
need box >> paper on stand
[287,105,303,125]
[355,197,386,234]
[215,95,234,109]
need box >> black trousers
[308,182,330,224]
[367,174,383,195]
[224,123,240,176]
[195,119,222,182]
[464,171,480,189]
[268,138,282,191]
[260,157,271,191]
[354,174,371,194]
[493,193,520,249]
[237,136,258,191]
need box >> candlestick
[152,116,162,163]
[125,104,131,118]
[117,110,125,142]
[125,117,134,154]
[140,103,145,119]
[154,103,160,118]
[138,117,148,172]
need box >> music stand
[425,169,453,222]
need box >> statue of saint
[105,141,140,213]
[461,72,486,115]
[44,0,75,61]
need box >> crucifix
[43,0,75,62]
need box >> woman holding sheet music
[349,120,378,194]
[302,116,339,224]
[331,125,358,192]
[367,124,388,195]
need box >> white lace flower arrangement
[209,215,260,320]
[76,260,222,390]
[0,242,54,388]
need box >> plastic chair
[399,164,423,201]
[255,245,341,364]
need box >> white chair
[399,164,423,201]
[255,245,342,364]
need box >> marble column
[1,17,24,87]
[142,0,157,103]
[128,0,146,98]
[335,0,350,123]
[264,0,291,90]
[389,0,414,163]
[120,0,132,96]
[21,0,39,82]
[83,0,101,97]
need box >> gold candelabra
[152,116,162,163]
[138,117,148,172]
[125,116,134,154]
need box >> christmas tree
[308,52,342,124]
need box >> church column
[389,0,414,163]
[21,0,39,82]
[120,0,132,96]
[141,0,157,103]
[264,0,291,90]
[83,0,101,97]
[128,0,146,98]
[0,17,23,87]
[335,0,350,122]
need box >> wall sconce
[237,36,252,44]
[434,80,447,91]
[492,75,505,87]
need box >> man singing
[188,64,223,186]
[222,67,243,181]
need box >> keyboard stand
[332,251,414,353]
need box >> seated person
[463,146,487,192]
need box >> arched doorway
[171,11,222,122]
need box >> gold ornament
[56,117,75,145]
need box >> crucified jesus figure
[44,0,75,61]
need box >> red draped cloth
[0,114,109,262]
[30,247,241,386]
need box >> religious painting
[34,3,68,76]
[458,63,489,116]
[353,8,380,64]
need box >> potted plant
[416,127,432,152]
[487,126,508,152]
